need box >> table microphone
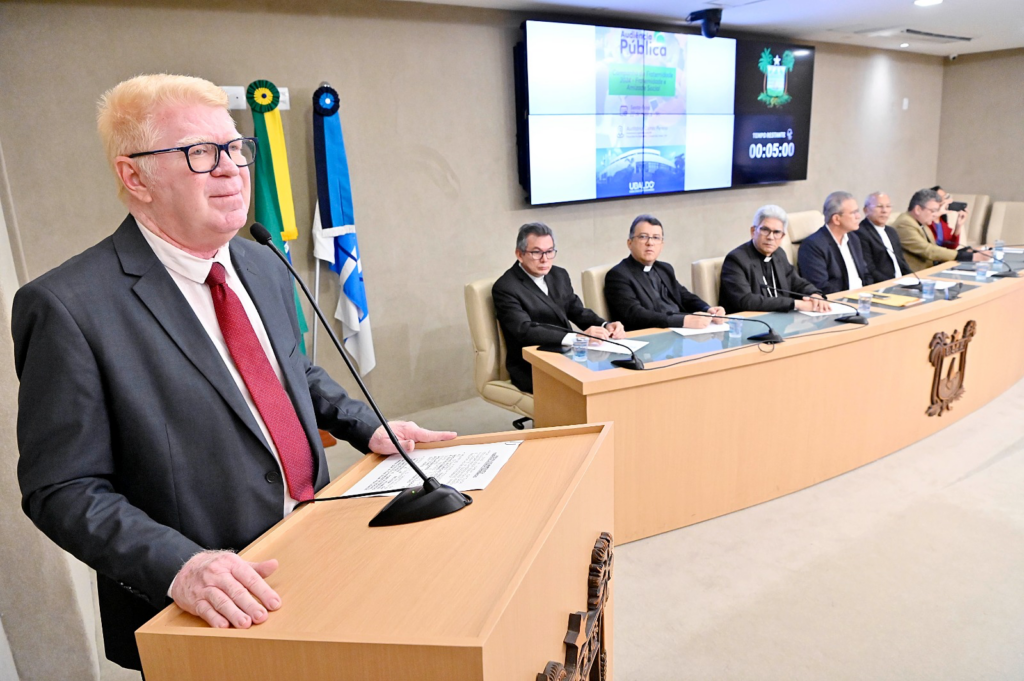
[697,312,785,343]
[760,285,867,325]
[529,322,644,369]
[249,223,471,527]
[975,250,1020,278]
[895,266,924,290]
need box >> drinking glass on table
[921,280,936,301]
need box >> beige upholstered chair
[784,210,824,270]
[581,263,615,320]
[464,277,533,428]
[986,201,1024,245]
[947,193,991,247]
[691,256,725,307]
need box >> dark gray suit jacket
[857,218,913,283]
[604,256,709,331]
[13,216,380,670]
[492,263,604,393]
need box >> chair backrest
[464,277,509,393]
[986,201,1024,245]
[691,256,725,308]
[948,193,991,246]
[783,210,823,270]
[582,263,615,321]
[787,210,824,244]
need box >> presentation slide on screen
[526,21,736,204]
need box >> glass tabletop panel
[574,311,860,372]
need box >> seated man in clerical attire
[604,214,725,332]
[858,191,913,283]
[492,222,625,393]
[797,191,874,295]
[719,204,832,314]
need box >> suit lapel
[822,227,849,288]
[114,219,271,452]
[512,264,568,323]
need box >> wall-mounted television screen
[514,20,815,205]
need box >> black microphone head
[250,223,273,245]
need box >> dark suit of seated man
[858,192,913,283]
[492,222,625,393]
[604,214,725,332]
[719,204,832,314]
[797,191,874,295]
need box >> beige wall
[938,48,1024,202]
[0,3,943,419]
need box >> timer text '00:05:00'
[749,142,796,159]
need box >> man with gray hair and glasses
[719,205,830,314]
[797,191,874,294]
[893,188,987,272]
[492,222,625,393]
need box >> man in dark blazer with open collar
[720,204,831,314]
[857,191,913,283]
[492,222,625,393]
[12,75,453,672]
[798,191,874,295]
[604,214,725,331]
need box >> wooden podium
[136,424,615,681]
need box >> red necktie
[206,262,314,502]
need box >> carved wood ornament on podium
[927,320,976,417]
[537,532,613,681]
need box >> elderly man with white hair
[719,204,830,314]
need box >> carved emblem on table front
[927,320,976,417]
[536,532,613,681]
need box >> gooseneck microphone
[896,266,924,290]
[703,312,786,344]
[530,322,644,369]
[760,284,868,325]
[249,223,471,527]
[975,250,1020,278]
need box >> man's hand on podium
[171,550,281,629]
[368,420,457,454]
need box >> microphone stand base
[747,331,785,344]
[835,315,868,325]
[992,271,1018,278]
[369,478,472,527]
[611,357,645,370]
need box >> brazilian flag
[246,79,309,353]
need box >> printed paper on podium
[339,440,523,498]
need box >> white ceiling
[391,0,1024,56]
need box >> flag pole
[312,262,321,363]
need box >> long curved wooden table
[526,261,1024,544]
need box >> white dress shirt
[872,222,903,278]
[136,219,300,516]
[830,231,863,290]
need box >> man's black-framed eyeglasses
[128,137,258,174]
